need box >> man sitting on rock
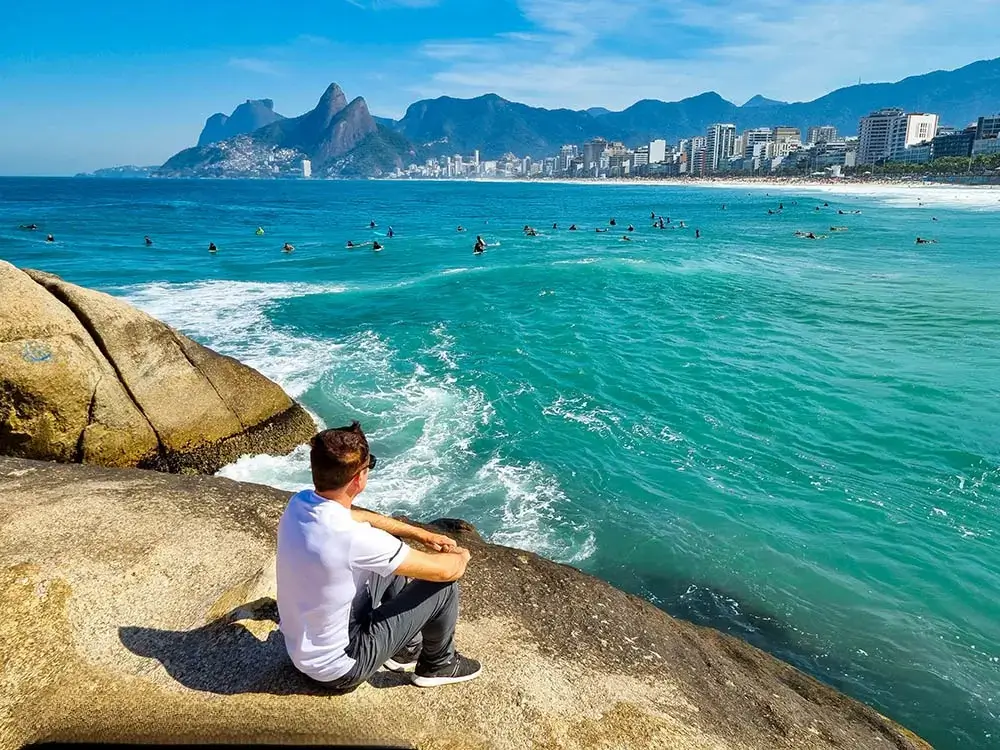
[277,421,482,690]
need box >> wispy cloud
[227,57,282,76]
[411,0,1000,109]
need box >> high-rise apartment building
[648,139,667,164]
[583,138,607,173]
[976,115,1000,140]
[807,125,838,145]
[889,113,938,158]
[773,126,801,145]
[705,123,736,172]
[743,128,774,158]
[858,108,904,164]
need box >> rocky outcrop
[197,98,285,146]
[0,456,930,750]
[0,262,315,473]
[160,83,408,178]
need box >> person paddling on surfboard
[474,236,486,254]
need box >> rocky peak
[313,83,349,125]
[311,95,378,166]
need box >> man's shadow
[119,598,410,695]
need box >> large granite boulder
[0,457,930,750]
[0,262,315,473]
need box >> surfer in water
[19,224,38,231]
[46,234,55,242]
[595,227,608,233]
[627,224,635,232]
[282,242,295,253]
[144,236,153,246]
[369,220,377,229]
[695,229,701,239]
[569,224,578,231]
[552,223,558,230]
[657,217,665,229]
[650,211,656,220]
[387,226,395,238]
[915,237,937,244]
[256,227,265,236]
[474,236,486,254]
[208,242,218,253]
[609,218,617,226]
[621,235,632,242]
[457,225,467,232]
[372,240,383,251]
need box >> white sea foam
[477,456,596,564]
[118,279,593,563]
[543,395,621,434]
[121,280,348,398]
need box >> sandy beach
[534,176,1000,210]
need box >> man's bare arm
[395,546,471,583]
[351,507,457,551]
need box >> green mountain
[160,84,411,178]
[395,57,1000,157]
[397,93,596,158]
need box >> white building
[743,128,774,158]
[633,146,650,166]
[807,125,838,145]
[301,159,312,178]
[648,139,667,164]
[705,123,736,172]
[889,113,938,158]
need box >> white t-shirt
[276,489,410,682]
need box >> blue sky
[2,0,999,175]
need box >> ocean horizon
[2,176,997,748]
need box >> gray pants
[320,575,459,690]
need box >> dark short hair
[310,422,370,491]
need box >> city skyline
[4,0,1000,175]
[391,108,1000,181]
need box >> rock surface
[0,456,931,750]
[0,262,315,473]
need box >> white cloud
[227,57,282,76]
[411,0,1000,109]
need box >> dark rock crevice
[73,376,100,463]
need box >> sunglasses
[355,453,377,478]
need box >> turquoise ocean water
[2,177,998,747]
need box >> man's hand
[420,531,458,552]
